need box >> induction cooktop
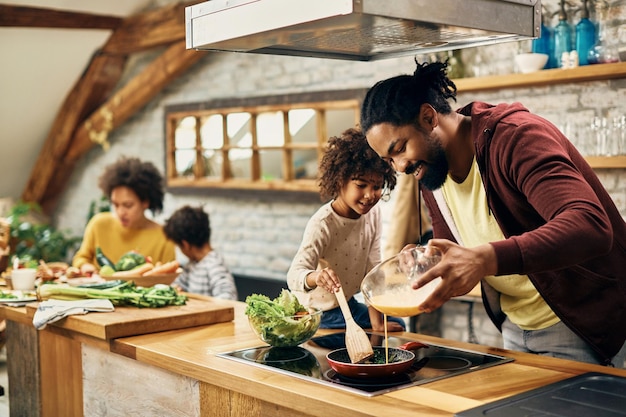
[218,332,514,397]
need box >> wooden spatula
[334,286,374,363]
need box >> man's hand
[411,239,496,312]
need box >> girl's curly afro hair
[98,156,165,215]
[318,127,396,201]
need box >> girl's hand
[385,320,406,332]
[309,265,341,293]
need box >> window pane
[293,149,318,179]
[202,149,222,179]
[326,108,357,138]
[257,111,284,146]
[200,114,224,148]
[227,112,252,148]
[229,149,251,180]
[289,109,316,144]
[175,116,197,148]
[260,149,283,180]
[174,149,197,177]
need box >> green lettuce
[245,289,320,347]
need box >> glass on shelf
[612,115,626,156]
[588,41,621,64]
[587,1,621,64]
[589,116,625,157]
[446,50,465,79]
[562,114,626,158]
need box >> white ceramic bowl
[515,53,549,74]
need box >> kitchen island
[2,298,625,417]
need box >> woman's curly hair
[360,59,457,134]
[163,205,210,247]
[318,127,396,201]
[98,156,165,215]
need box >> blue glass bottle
[532,12,553,68]
[576,0,596,65]
[553,0,573,68]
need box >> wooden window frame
[164,89,368,192]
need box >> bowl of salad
[245,289,322,347]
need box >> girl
[287,127,405,332]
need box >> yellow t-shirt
[441,159,559,330]
[72,212,176,269]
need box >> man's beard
[407,137,448,191]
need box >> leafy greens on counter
[245,289,319,347]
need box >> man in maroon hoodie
[360,60,626,367]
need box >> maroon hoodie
[422,101,626,364]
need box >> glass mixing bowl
[248,308,323,347]
[361,246,443,316]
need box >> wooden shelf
[585,155,626,168]
[453,61,626,92]
[453,62,626,169]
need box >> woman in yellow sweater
[72,157,175,275]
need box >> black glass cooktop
[218,332,514,397]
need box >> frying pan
[326,341,428,379]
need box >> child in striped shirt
[163,205,238,300]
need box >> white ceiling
[0,0,157,203]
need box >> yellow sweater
[72,212,175,268]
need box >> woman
[73,156,175,275]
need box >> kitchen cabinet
[2,300,625,416]
[453,62,626,169]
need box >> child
[287,127,405,332]
[163,205,238,300]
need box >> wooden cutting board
[26,293,235,340]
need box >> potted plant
[4,201,82,269]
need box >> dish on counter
[0,289,38,303]
[61,276,106,286]
[101,272,179,287]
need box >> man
[360,60,626,367]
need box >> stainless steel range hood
[185,0,541,61]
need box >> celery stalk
[37,282,187,308]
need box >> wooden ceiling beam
[38,41,205,214]
[101,1,197,54]
[19,1,206,214]
[0,5,123,29]
[68,41,204,161]
[21,51,128,206]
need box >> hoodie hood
[458,101,530,160]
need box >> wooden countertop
[112,302,626,417]
[3,300,625,416]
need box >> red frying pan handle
[398,341,429,351]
